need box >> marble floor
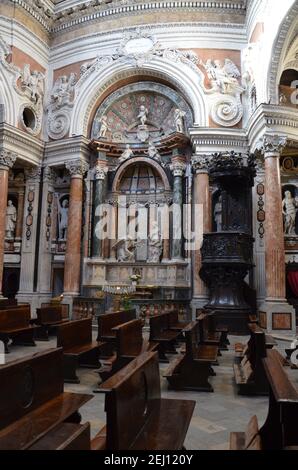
[4,334,298,450]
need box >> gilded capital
[66,159,89,177]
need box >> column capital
[169,159,186,177]
[262,133,287,157]
[0,150,17,170]
[43,166,57,184]
[66,159,89,177]
[94,160,108,181]
[24,165,42,183]
[191,155,212,174]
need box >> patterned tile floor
[4,334,298,450]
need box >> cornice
[44,135,91,166]
[0,123,44,166]
[190,127,248,152]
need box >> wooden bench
[0,298,17,310]
[149,312,180,363]
[197,309,229,350]
[164,321,218,392]
[0,348,92,450]
[0,307,37,353]
[96,309,136,354]
[92,351,195,450]
[233,323,270,395]
[96,319,158,383]
[57,317,104,383]
[34,305,70,341]
[230,349,298,450]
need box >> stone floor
[4,334,298,450]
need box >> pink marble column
[63,159,89,296]
[263,135,287,299]
[0,152,16,295]
[192,156,212,299]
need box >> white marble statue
[148,221,162,263]
[21,64,44,104]
[114,238,136,262]
[137,105,148,126]
[174,108,186,133]
[5,200,17,239]
[147,141,160,160]
[282,190,297,235]
[119,144,134,163]
[214,195,222,232]
[58,198,69,240]
[97,115,108,138]
[50,73,76,109]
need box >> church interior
[0,0,298,452]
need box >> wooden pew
[230,349,298,450]
[57,317,104,383]
[233,323,271,396]
[92,351,195,450]
[96,309,136,354]
[164,321,218,392]
[0,348,92,450]
[0,307,37,353]
[197,309,229,350]
[34,305,70,341]
[0,298,17,309]
[149,312,180,363]
[96,319,158,383]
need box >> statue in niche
[282,190,297,235]
[50,73,76,109]
[5,200,17,239]
[21,64,44,104]
[174,108,186,133]
[214,195,223,232]
[58,198,69,240]
[114,238,137,262]
[137,105,148,126]
[97,115,108,138]
[148,221,162,263]
[147,141,160,160]
[119,144,134,163]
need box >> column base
[191,297,209,320]
[259,299,296,336]
[62,293,80,317]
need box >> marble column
[109,202,118,261]
[92,160,108,259]
[261,134,295,334]
[36,166,57,303]
[18,166,42,310]
[0,151,16,296]
[192,155,212,304]
[170,157,186,261]
[162,203,170,262]
[63,159,89,298]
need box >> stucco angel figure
[21,64,44,104]
[174,108,186,133]
[137,105,148,126]
[119,144,134,163]
[5,200,17,239]
[201,59,241,94]
[97,115,108,138]
[113,238,137,262]
[282,190,297,235]
[147,141,160,160]
[50,73,77,108]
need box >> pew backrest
[98,309,136,338]
[0,307,31,330]
[113,319,143,357]
[104,351,161,450]
[37,306,65,324]
[0,348,64,429]
[57,318,92,350]
[149,313,169,338]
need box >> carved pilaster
[24,166,42,183]
[43,166,57,185]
